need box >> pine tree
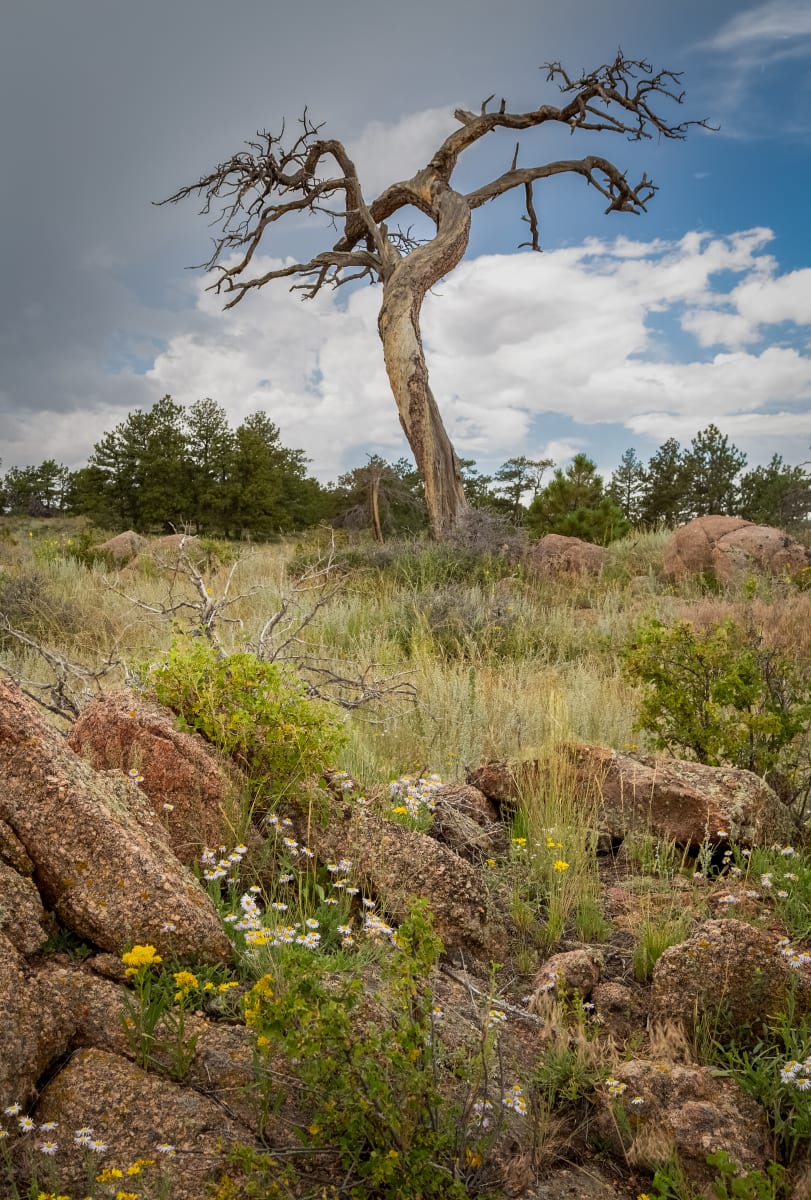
[639,438,689,527]
[739,455,811,529]
[609,448,646,524]
[527,453,629,544]
[681,424,746,517]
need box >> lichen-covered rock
[94,530,147,563]
[594,1058,769,1190]
[526,534,607,577]
[0,679,231,963]
[468,745,793,847]
[0,932,75,1106]
[663,514,811,584]
[0,860,49,954]
[31,1048,256,1200]
[295,801,506,959]
[531,948,603,1006]
[651,919,811,1036]
[68,690,240,866]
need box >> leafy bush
[147,637,346,797]
[242,903,470,1198]
[621,617,811,816]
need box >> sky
[1,0,811,485]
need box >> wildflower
[0,1131,8,1140]
[432,1006,444,1019]
[162,803,174,813]
[39,1121,58,1132]
[162,922,177,932]
[271,901,288,912]
[19,1116,35,1132]
[552,860,569,872]
[502,1084,527,1114]
[717,829,728,838]
[305,917,320,929]
[156,1143,176,1155]
[74,1126,94,1142]
[278,873,294,884]
[630,1095,645,1106]
[89,1139,109,1153]
[4,1104,21,1116]
[795,1076,811,1091]
[486,1008,507,1028]
[511,837,527,847]
[296,931,321,948]
[96,1168,124,1182]
[471,1098,493,1129]
[39,1140,59,1154]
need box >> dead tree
[161,54,710,539]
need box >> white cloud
[347,107,457,199]
[139,226,811,480]
[704,1,811,51]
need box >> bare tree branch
[160,51,711,538]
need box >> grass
[4,518,811,1197]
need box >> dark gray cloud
[0,0,797,472]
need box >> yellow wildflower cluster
[244,974,274,1027]
[121,945,162,976]
[173,971,199,1002]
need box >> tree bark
[378,185,471,539]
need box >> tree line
[1,397,808,544]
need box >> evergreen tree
[609,448,646,524]
[225,412,322,537]
[330,455,426,539]
[639,438,690,527]
[1,461,72,516]
[184,398,234,533]
[527,453,630,544]
[458,458,496,508]
[492,456,554,520]
[81,396,190,530]
[739,455,811,529]
[681,423,746,518]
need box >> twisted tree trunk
[378,185,471,539]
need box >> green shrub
[242,903,470,1198]
[147,637,346,798]
[621,617,811,816]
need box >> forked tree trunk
[378,187,471,540]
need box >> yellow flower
[218,981,239,992]
[511,837,527,846]
[552,860,569,872]
[121,944,162,970]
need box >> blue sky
[1,0,810,484]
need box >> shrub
[147,637,346,798]
[621,617,811,817]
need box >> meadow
[3,515,811,1199]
